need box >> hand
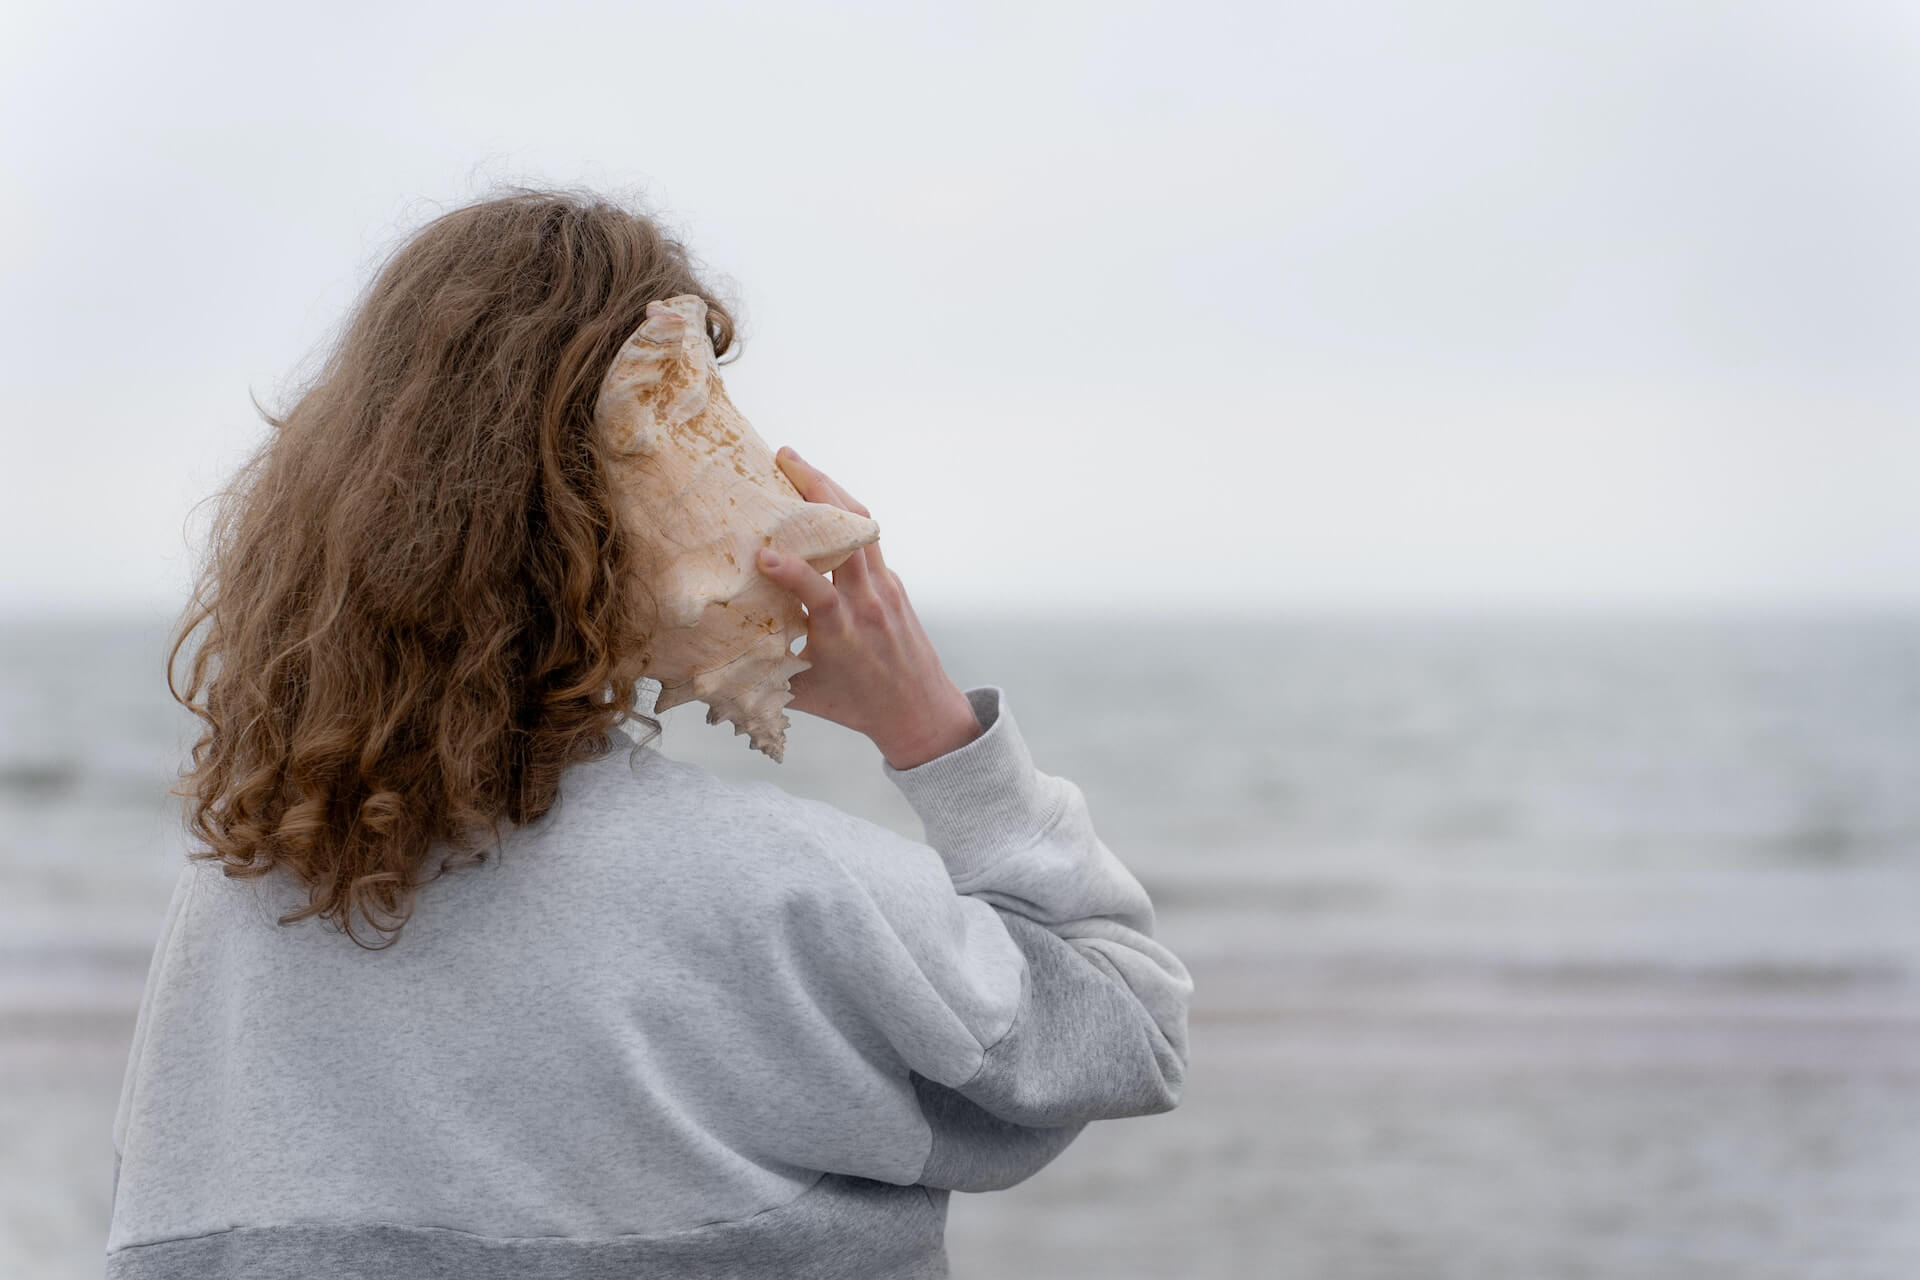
[755,448,982,769]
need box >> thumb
[756,547,840,618]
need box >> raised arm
[776,685,1191,1190]
[751,449,1191,1190]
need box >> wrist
[876,688,984,770]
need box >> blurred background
[4,1,1918,1277]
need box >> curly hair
[168,188,737,948]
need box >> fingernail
[757,547,780,567]
[779,447,805,466]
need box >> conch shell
[595,294,879,760]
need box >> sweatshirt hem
[106,1174,949,1279]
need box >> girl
[106,189,1191,1279]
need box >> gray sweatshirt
[106,686,1192,1279]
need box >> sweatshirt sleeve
[781,685,1192,1192]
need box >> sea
[3,611,1918,1279]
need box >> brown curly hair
[168,188,737,948]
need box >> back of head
[170,189,737,948]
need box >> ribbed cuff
[882,686,1062,883]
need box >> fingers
[862,531,890,579]
[834,542,875,593]
[776,448,871,518]
[775,446,879,588]
[755,547,840,621]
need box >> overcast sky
[3,0,1916,619]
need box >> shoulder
[557,737,802,838]
[551,739,951,915]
